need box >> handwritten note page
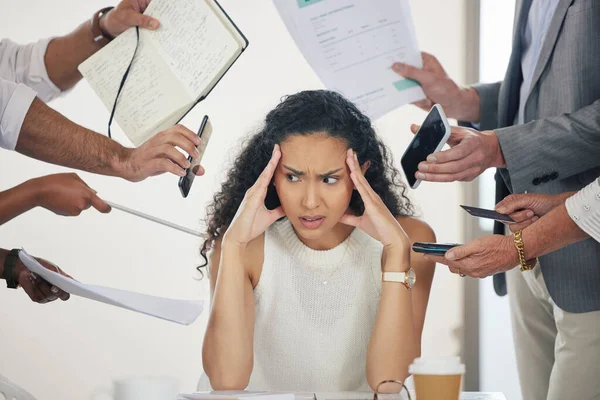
[79,26,191,146]
[274,0,425,119]
[145,0,241,99]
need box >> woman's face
[273,133,357,243]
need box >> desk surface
[181,391,507,400]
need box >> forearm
[0,179,40,226]
[202,243,253,389]
[44,19,105,91]
[522,203,590,260]
[15,97,131,178]
[367,251,417,391]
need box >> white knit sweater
[247,218,383,391]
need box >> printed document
[274,0,425,119]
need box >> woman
[200,90,435,392]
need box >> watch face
[406,268,416,288]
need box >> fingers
[410,124,420,134]
[422,254,447,265]
[255,145,281,192]
[508,218,538,233]
[267,206,285,224]
[426,128,472,163]
[156,126,201,158]
[392,63,433,86]
[90,193,112,214]
[495,194,534,214]
[508,209,535,223]
[346,149,375,202]
[122,9,159,30]
[415,166,480,183]
[154,144,192,170]
[412,98,433,111]
[339,213,361,227]
[149,158,186,177]
[193,165,206,176]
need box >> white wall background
[0,1,470,399]
[477,1,521,400]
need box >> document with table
[18,250,204,325]
[273,0,425,120]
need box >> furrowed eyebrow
[283,165,343,178]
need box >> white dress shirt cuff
[565,178,600,243]
[0,81,37,150]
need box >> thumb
[124,9,160,29]
[495,194,532,214]
[410,124,420,134]
[267,206,285,223]
[445,245,469,261]
[391,63,432,85]
[90,194,112,214]
[446,127,468,147]
[339,214,360,227]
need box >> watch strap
[3,249,21,289]
[382,271,406,283]
[91,6,115,44]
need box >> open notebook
[79,0,248,146]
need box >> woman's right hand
[223,145,285,247]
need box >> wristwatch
[382,268,416,290]
[2,249,21,289]
[91,6,115,45]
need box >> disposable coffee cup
[409,356,465,400]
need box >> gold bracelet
[513,230,537,271]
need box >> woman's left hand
[340,149,411,255]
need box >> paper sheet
[18,250,203,325]
[273,0,425,119]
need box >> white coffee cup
[409,356,465,400]
[92,376,179,400]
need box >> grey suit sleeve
[496,99,600,193]
[471,82,501,130]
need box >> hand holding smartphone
[401,104,451,189]
[178,115,212,198]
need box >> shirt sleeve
[565,177,600,243]
[0,37,62,103]
[0,79,37,150]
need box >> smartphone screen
[179,116,212,198]
[401,105,450,189]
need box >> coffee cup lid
[408,356,465,375]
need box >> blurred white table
[180,391,507,400]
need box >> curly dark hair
[198,90,415,274]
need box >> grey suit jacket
[475,0,600,313]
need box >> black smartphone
[412,242,462,256]
[178,115,212,198]
[460,205,515,223]
[401,104,451,189]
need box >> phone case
[179,116,212,198]
[412,242,462,256]
[401,104,451,189]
